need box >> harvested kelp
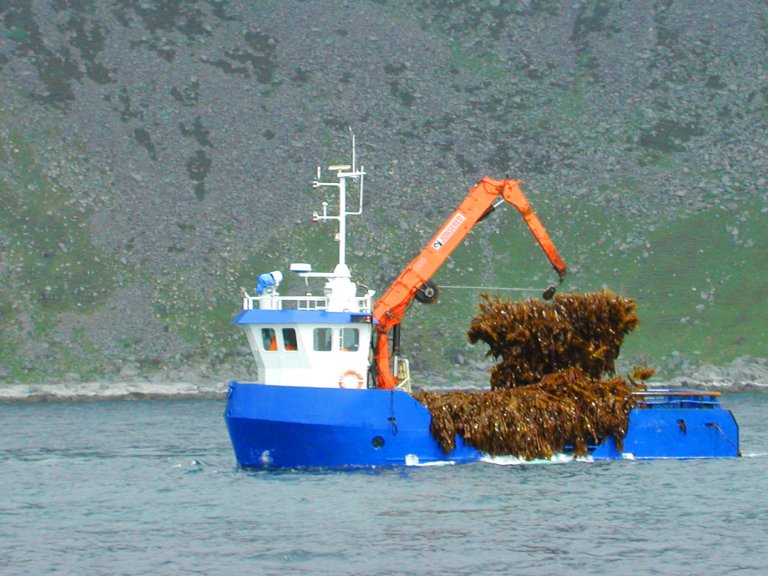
[414,367,646,459]
[414,291,651,460]
[467,290,640,389]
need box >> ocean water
[1,392,766,575]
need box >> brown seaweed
[413,291,652,460]
[414,368,642,459]
[467,291,640,389]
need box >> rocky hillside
[1,0,766,384]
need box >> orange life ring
[339,369,365,389]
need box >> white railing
[242,293,373,312]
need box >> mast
[312,131,365,273]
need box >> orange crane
[371,177,567,390]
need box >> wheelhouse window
[340,328,359,352]
[261,328,277,351]
[313,328,332,351]
[282,328,298,351]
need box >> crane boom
[372,177,567,390]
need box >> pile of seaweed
[413,291,652,459]
[468,291,641,389]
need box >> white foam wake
[481,453,595,465]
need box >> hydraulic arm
[372,177,567,390]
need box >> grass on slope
[0,126,119,314]
[611,198,767,367]
[0,118,125,379]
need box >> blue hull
[224,382,740,468]
[592,391,740,460]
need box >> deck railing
[632,389,722,409]
[242,293,373,313]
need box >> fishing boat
[224,139,740,468]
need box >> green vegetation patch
[0,127,119,315]
[602,198,767,368]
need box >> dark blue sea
[1,392,766,575]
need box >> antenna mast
[312,132,366,269]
